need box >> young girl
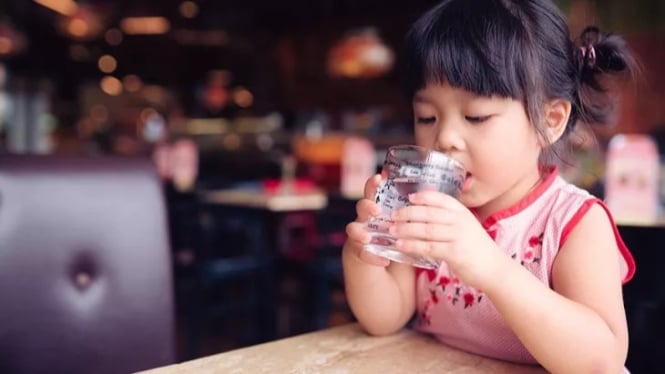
[342,0,637,373]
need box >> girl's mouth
[462,172,473,190]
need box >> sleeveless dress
[414,166,636,364]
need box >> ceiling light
[98,55,117,73]
[100,76,122,96]
[33,0,78,16]
[233,87,254,108]
[120,17,170,35]
[123,75,143,93]
[327,27,395,79]
[67,18,88,38]
[58,6,105,41]
[179,1,199,19]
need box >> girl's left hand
[390,190,507,289]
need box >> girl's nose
[434,123,464,154]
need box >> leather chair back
[0,155,175,374]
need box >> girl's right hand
[344,174,391,267]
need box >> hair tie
[579,45,596,68]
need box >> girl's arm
[485,203,628,374]
[342,245,416,336]
[342,174,417,336]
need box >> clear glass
[363,145,466,269]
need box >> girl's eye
[416,116,436,125]
[465,115,491,124]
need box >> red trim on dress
[559,199,595,247]
[559,198,636,284]
[480,165,559,229]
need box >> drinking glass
[364,145,466,269]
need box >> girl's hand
[390,190,506,288]
[343,174,391,267]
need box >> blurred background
[0,0,664,373]
[1,0,664,172]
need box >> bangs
[402,0,531,100]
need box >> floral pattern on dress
[511,232,543,266]
[417,229,545,323]
[417,268,485,324]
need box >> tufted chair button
[74,272,93,289]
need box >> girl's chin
[457,184,483,208]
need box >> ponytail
[572,26,638,127]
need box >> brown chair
[0,155,176,374]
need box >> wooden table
[139,324,546,373]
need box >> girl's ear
[540,99,572,145]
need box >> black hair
[402,0,636,150]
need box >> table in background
[200,184,328,212]
[140,323,546,373]
[193,184,330,345]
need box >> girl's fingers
[354,174,383,222]
[346,221,371,243]
[408,190,462,209]
[357,246,391,267]
[364,174,383,200]
[396,238,449,262]
[342,174,391,268]
[356,199,382,222]
[390,222,455,242]
[391,205,458,224]
[345,222,390,267]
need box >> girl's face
[413,82,544,220]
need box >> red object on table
[261,178,318,195]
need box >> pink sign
[341,136,376,198]
[605,134,660,224]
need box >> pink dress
[414,166,636,364]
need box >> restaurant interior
[0,0,664,373]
